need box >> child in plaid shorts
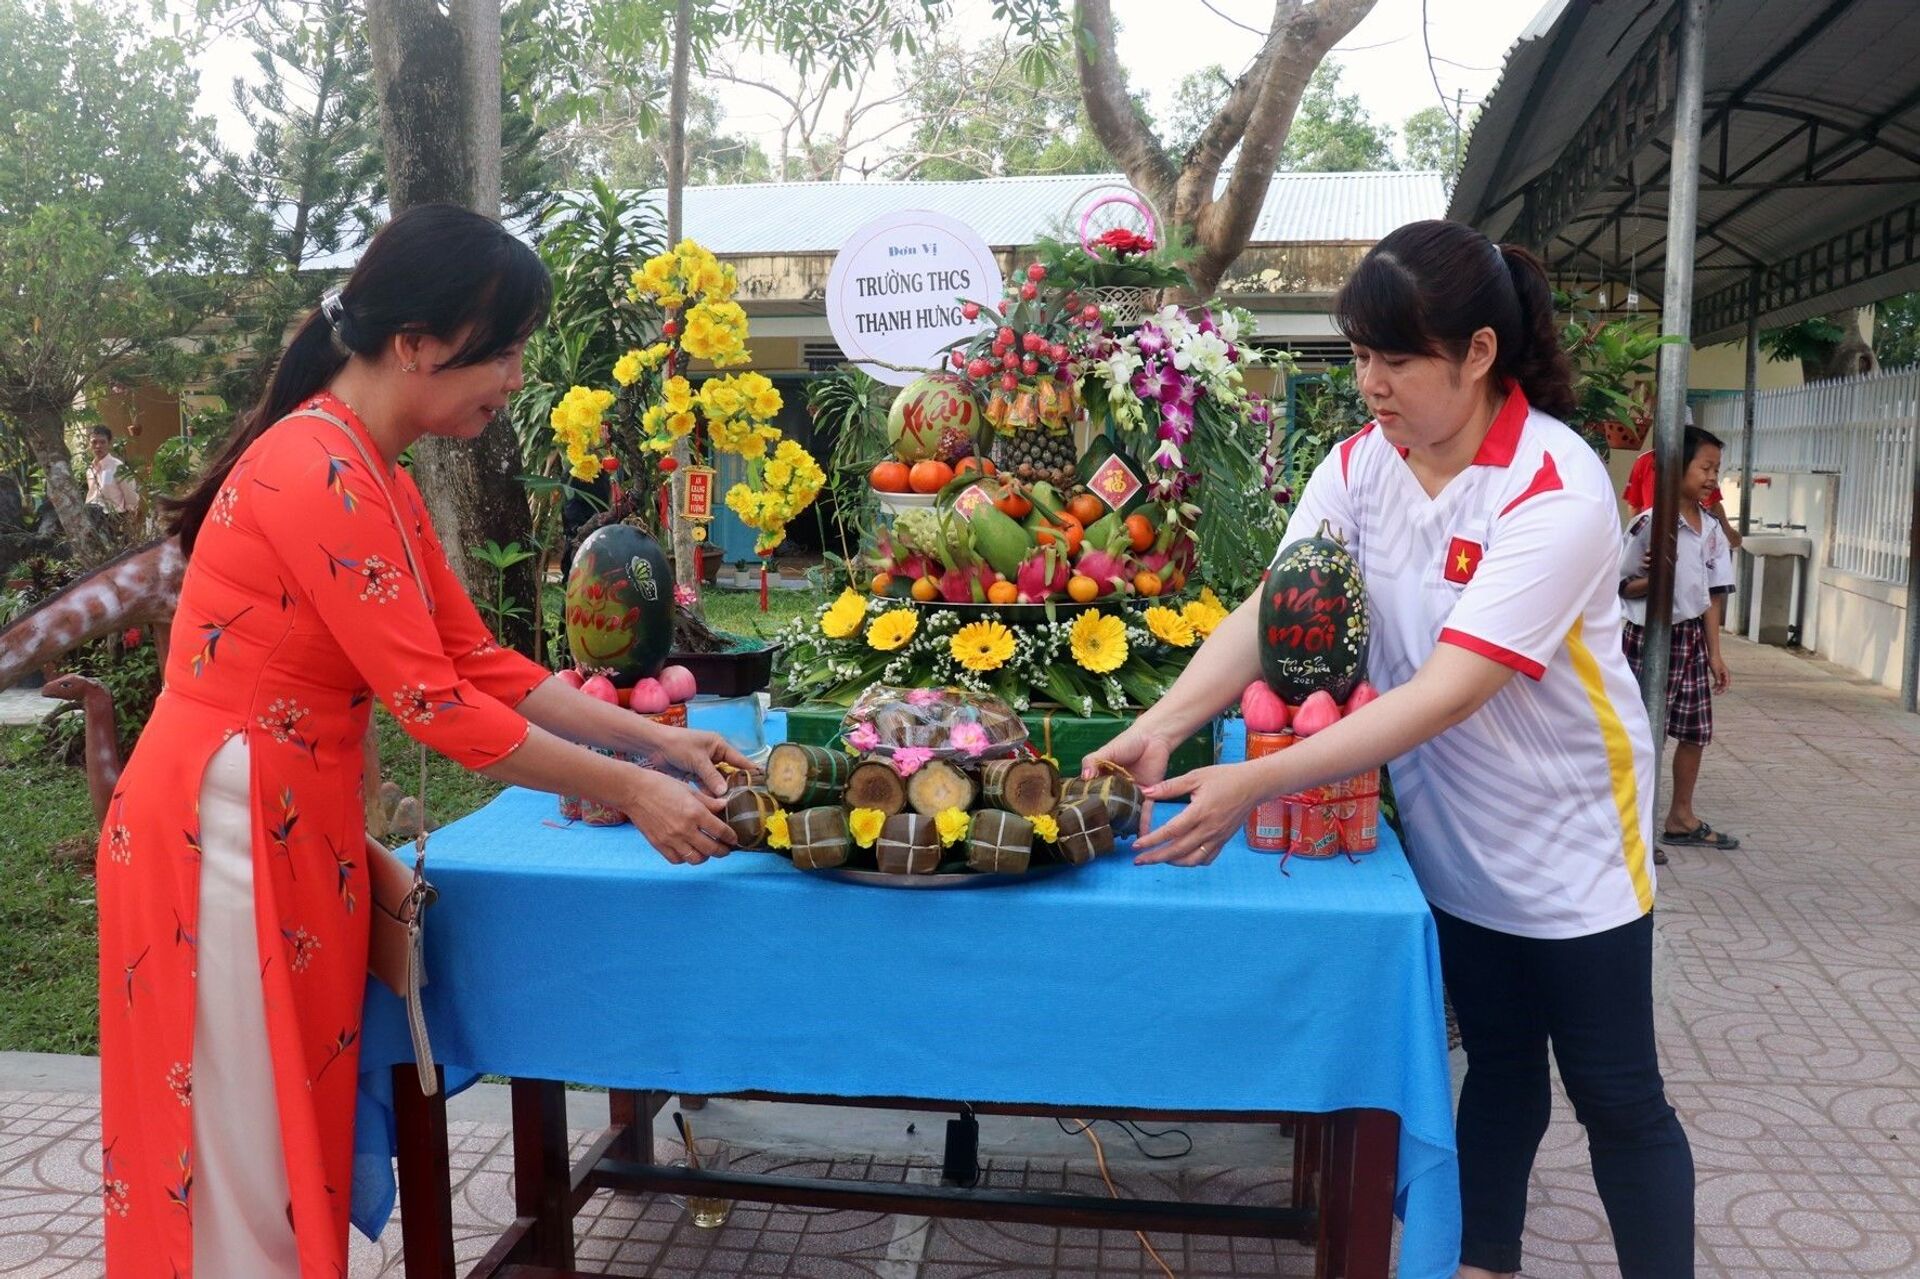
[1619,426,1740,857]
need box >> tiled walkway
[3,637,1917,1277]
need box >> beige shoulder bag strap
[293,406,440,1096]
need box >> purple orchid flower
[1135,324,1168,358]
[1159,398,1196,442]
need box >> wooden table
[392,1070,1401,1279]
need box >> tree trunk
[665,0,701,612]
[11,397,115,567]
[365,0,538,653]
[1814,308,1877,381]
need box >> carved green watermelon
[887,374,979,462]
[1258,528,1369,703]
[566,523,674,683]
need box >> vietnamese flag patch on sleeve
[1443,536,1483,584]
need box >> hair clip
[320,286,346,330]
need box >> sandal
[1662,822,1740,850]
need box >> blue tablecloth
[355,705,1460,1278]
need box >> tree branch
[1073,0,1176,209]
[1193,0,1376,289]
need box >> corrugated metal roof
[303,171,1446,270]
[660,170,1447,254]
[1449,0,1920,342]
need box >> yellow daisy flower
[1070,610,1128,674]
[1144,606,1196,648]
[935,807,971,847]
[951,620,1016,672]
[612,349,645,387]
[1183,599,1227,638]
[820,589,866,639]
[866,609,918,652]
[1030,813,1060,843]
[848,807,885,849]
[765,809,791,851]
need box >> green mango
[1026,481,1068,524]
[1082,511,1123,554]
[969,503,1033,579]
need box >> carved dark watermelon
[566,523,674,684]
[1258,530,1369,704]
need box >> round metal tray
[805,861,1080,889]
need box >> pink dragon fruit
[1016,548,1070,602]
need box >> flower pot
[698,545,721,584]
[1602,419,1646,451]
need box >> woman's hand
[1081,727,1175,834]
[623,768,736,864]
[1129,762,1269,867]
[654,727,755,795]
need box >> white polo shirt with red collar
[1278,387,1657,939]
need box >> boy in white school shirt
[1619,425,1740,857]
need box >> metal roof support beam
[1634,81,1920,271]
[1736,269,1761,636]
[1508,4,1683,250]
[1514,0,1865,255]
[1694,195,1920,338]
[1642,0,1709,752]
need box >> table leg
[1317,1110,1399,1279]
[1291,1115,1325,1211]
[510,1078,577,1269]
[393,1065,456,1279]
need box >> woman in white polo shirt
[1087,220,1693,1277]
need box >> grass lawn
[698,583,815,639]
[0,591,811,1055]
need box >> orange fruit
[910,575,939,602]
[954,456,984,476]
[1125,513,1154,553]
[871,572,893,595]
[1067,575,1099,603]
[980,458,997,475]
[1036,516,1083,557]
[1067,493,1106,526]
[908,459,955,494]
[870,461,910,493]
[1133,570,1164,598]
[987,580,1018,605]
[995,492,1032,519]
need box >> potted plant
[1560,309,1678,458]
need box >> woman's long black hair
[1333,219,1576,419]
[166,203,552,554]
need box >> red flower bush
[1094,227,1156,257]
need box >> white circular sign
[825,210,1004,387]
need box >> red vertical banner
[679,466,716,521]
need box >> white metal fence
[1703,365,1918,585]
